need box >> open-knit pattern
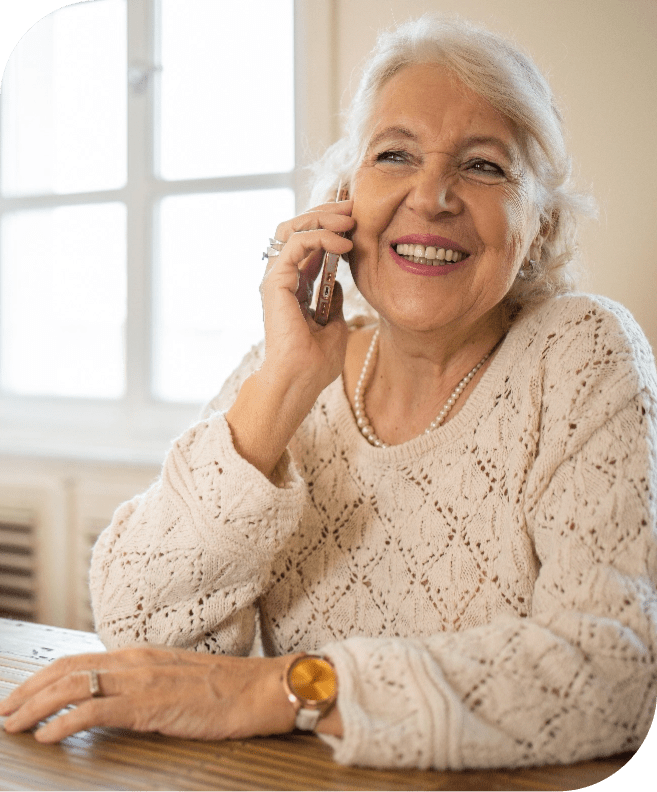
[91,294,657,769]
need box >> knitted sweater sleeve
[320,303,657,769]
[89,343,308,653]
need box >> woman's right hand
[260,198,354,391]
[225,199,354,480]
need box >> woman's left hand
[0,645,296,743]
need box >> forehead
[367,63,520,156]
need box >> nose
[405,162,463,219]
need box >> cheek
[350,170,400,254]
[489,186,537,263]
[509,181,540,248]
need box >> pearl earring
[518,258,537,280]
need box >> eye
[375,149,410,164]
[465,158,506,179]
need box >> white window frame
[0,0,336,464]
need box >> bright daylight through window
[0,0,295,420]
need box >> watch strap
[294,707,323,731]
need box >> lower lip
[390,246,470,277]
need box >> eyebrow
[365,126,519,164]
[364,126,416,153]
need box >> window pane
[0,0,127,196]
[0,204,127,397]
[158,0,294,180]
[153,189,295,403]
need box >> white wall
[331,0,657,352]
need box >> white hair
[308,14,595,316]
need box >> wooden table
[0,619,642,791]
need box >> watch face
[289,656,336,704]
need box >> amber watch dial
[288,656,336,703]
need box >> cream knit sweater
[90,294,657,769]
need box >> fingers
[0,646,189,720]
[3,670,103,734]
[261,229,352,305]
[265,227,353,275]
[0,652,106,715]
[274,200,353,245]
[3,664,160,741]
[33,698,124,743]
[261,201,353,330]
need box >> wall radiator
[0,506,38,621]
[0,462,159,630]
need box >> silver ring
[262,245,281,260]
[262,236,285,260]
[88,669,102,698]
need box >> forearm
[90,413,307,651]
[225,364,322,481]
[318,397,657,769]
[320,603,656,770]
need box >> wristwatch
[283,653,338,731]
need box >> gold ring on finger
[88,669,103,698]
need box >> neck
[380,307,504,384]
[360,312,506,445]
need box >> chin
[372,298,454,334]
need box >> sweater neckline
[331,317,523,461]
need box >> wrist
[257,353,328,407]
[282,653,339,733]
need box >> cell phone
[312,182,349,326]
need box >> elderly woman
[2,15,656,770]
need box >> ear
[531,210,557,262]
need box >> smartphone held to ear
[313,184,349,326]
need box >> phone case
[313,185,349,326]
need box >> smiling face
[349,64,541,338]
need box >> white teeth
[395,243,466,265]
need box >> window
[0,0,333,461]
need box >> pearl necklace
[353,328,499,448]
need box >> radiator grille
[0,508,37,621]
[0,464,158,629]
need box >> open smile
[394,243,468,265]
[390,235,471,275]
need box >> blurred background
[0,0,654,629]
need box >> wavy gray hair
[308,14,595,317]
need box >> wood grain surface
[0,619,634,791]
